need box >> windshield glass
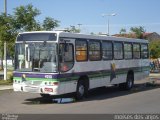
[15,42,58,73]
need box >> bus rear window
[17,33,57,41]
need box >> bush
[0,80,12,85]
[0,70,13,85]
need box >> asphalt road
[0,81,160,114]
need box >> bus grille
[24,81,42,86]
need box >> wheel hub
[79,85,84,96]
[128,78,133,88]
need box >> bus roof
[59,32,148,44]
[18,31,148,44]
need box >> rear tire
[119,73,134,90]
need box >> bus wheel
[75,80,86,100]
[119,74,134,90]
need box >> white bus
[13,31,150,100]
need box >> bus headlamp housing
[14,80,22,84]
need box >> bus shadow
[23,97,53,105]
[23,82,160,105]
[84,83,160,102]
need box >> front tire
[75,80,86,100]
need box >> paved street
[0,79,160,114]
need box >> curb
[149,73,160,77]
[0,85,13,91]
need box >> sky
[0,0,160,35]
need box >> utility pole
[4,0,7,80]
[102,13,117,36]
[77,24,82,30]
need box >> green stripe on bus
[13,66,149,83]
[13,77,77,82]
[13,77,59,82]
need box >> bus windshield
[15,42,58,73]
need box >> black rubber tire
[119,74,134,90]
[75,80,86,100]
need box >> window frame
[124,42,133,60]
[141,43,149,59]
[88,40,102,61]
[102,41,113,60]
[59,43,74,72]
[133,43,141,59]
[113,41,124,60]
[75,39,88,62]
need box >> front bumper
[13,83,59,95]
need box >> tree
[13,4,60,32]
[119,28,126,34]
[13,4,41,32]
[0,13,16,69]
[130,26,146,39]
[90,32,95,35]
[42,17,60,30]
[149,40,160,59]
[67,26,80,33]
[0,4,61,69]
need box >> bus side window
[76,39,88,61]
[59,43,74,72]
[141,44,149,59]
[88,40,101,61]
[124,43,132,59]
[114,42,123,60]
[133,43,141,59]
[102,41,113,60]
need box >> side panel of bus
[57,35,149,95]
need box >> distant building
[143,32,160,41]
[113,33,137,38]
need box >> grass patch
[0,80,12,85]
[0,70,13,85]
